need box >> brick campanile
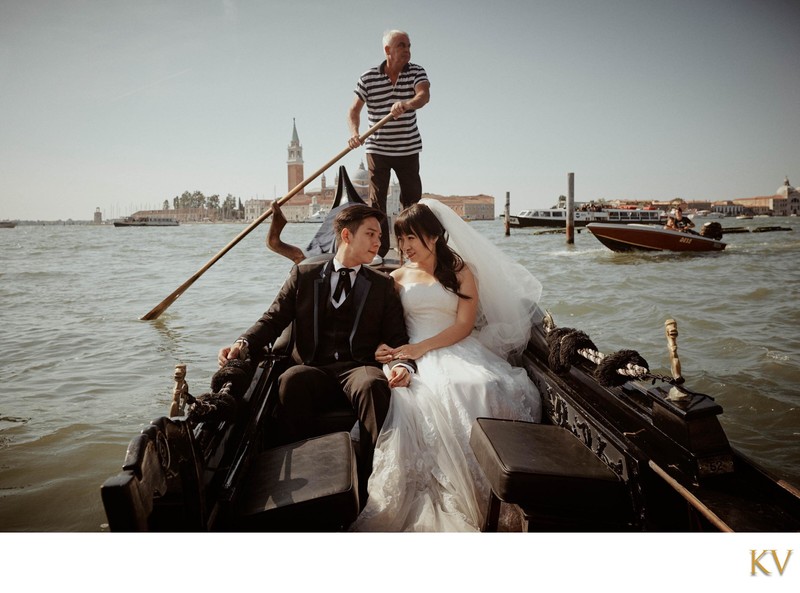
[287,118,304,191]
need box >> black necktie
[332,268,354,302]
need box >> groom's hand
[218,340,247,366]
[375,343,394,364]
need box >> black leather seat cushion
[470,418,628,517]
[235,431,359,531]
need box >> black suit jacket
[241,256,413,370]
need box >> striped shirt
[354,61,429,157]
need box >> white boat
[508,205,663,228]
[688,210,724,220]
[114,216,179,227]
[302,210,329,223]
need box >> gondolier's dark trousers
[367,153,422,257]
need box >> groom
[218,204,414,492]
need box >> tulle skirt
[351,336,541,532]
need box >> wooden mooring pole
[566,172,575,244]
[504,191,510,236]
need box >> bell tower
[287,118,304,191]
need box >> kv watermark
[751,550,792,576]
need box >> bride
[351,199,543,532]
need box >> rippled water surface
[1,217,798,531]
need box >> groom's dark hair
[334,204,385,239]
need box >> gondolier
[347,29,431,257]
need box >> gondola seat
[233,430,359,531]
[469,418,633,531]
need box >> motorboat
[587,222,726,252]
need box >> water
[0,217,798,532]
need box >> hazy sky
[2,0,798,220]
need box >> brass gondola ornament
[170,364,189,417]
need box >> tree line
[162,190,245,219]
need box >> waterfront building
[649,199,685,211]
[730,177,796,216]
[778,176,799,216]
[130,207,212,223]
[424,194,495,220]
[606,175,798,217]
[244,199,272,222]
[280,194,315,222]
[770,176,797,216]
[730,196,782,216]
[710,201,745,217]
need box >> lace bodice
[400,281,459,343]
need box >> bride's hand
[393,343,426,360]
[386,365,410,388]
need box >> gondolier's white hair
[383,29,408,47]
[420,198,543,361]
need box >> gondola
[101,178,800,532]
[100,300,800,532]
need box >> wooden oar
[140,113,393,320]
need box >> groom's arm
[240,264,299,354]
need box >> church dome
[777,176,796,197]
[353,161,368,186]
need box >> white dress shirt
[331,260,361,308]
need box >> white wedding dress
[351,280,543,532]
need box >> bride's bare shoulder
[457,264,477,295]
[457,263,475,282]
[390,266,407,289]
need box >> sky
[1,0,799,220]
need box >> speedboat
[587,222,726,252]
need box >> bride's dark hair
[394,203,471,299]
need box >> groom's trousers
[274,361,391,501]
